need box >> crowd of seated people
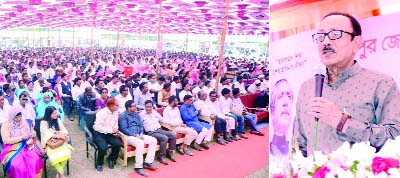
[0,47,267,177]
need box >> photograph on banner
[269,0,400,177]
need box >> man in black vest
[58,73,74,121]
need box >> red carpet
[129,127,269,178]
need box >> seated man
[194,91,229,145]
[163,95,203,154]
[206,91,238,141]
[179,95,213,150]
[231,88,264,136]
[119,100,158,177]
[140,100,176,165]
[134,83,154,110]
[93,98,122,172]
[220,88,247,139]
[115,85,133,113]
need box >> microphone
[314,65,325,122]
[313,64,325,154]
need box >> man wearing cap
[247,80,263,94]
[258,74,268,91]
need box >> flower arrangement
[273,136,400,178]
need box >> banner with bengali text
[269,12,400,175]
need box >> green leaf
[308,172,313,176]
[350,160,360,174]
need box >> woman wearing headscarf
[0,106,44,178]
[35,90,65,123]
[40,106,73,178]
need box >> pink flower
[371,157,400,175]
[312,166,330,178]
[272,174,284,178]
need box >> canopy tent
[270,0,400,40]
[0,0,269,35]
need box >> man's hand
[197,109,202,114]
[112,128,119,134]
[308,97,342,128]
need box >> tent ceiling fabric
[0,0,269,35]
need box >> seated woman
[36,89,64,122]
[95,88,110,110]
[0,106,44,178]
[40,106,73,178]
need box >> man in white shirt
[195,91,237,142]
[140,100,177,165]
[220,88,247,139]
[0,94,10,125]
[247,80,263,94]
[93,98,122,172]
[107,75,121,94]
[258,74,268,91]
[170,76,181,96]
[217,77,232,96]
[232,76,247,95]
[115,85,133,113]
[163,96,198,156]
[178,82,192,103]
[192,81,205,101]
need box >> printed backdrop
[269,12,400,173]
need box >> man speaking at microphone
[294,12,400,156]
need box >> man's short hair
[119,85,127,93]
[125,100,134,110]
[168,95,177,104]
[61,73,67,78]
[173,76,180,82]
[209,91,217,96]
[95,79,103,86]
[139,82,147,91]
[270,79,293,113]
[183,95,193,101]
[232,88,240,96]
[158,76,165,82]
[144,100,153,105]
[323,12,362,40]
[221,88,230,96]
[220,77,227,83]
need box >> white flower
[337,168,354,177]
[290,150,314,173]
[389,168,400,178]
[377,138,400,158]
[314,151,328,167]
[346,142,376,167]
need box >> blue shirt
[118,111,144,136]
[180,104,211,132]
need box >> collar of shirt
[327,62,362,88]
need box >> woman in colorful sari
[0,106,44,178]
[40,106,73,178]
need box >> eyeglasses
[102,92,108,94]
[21,98,28,101]
[312,30,358,43]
